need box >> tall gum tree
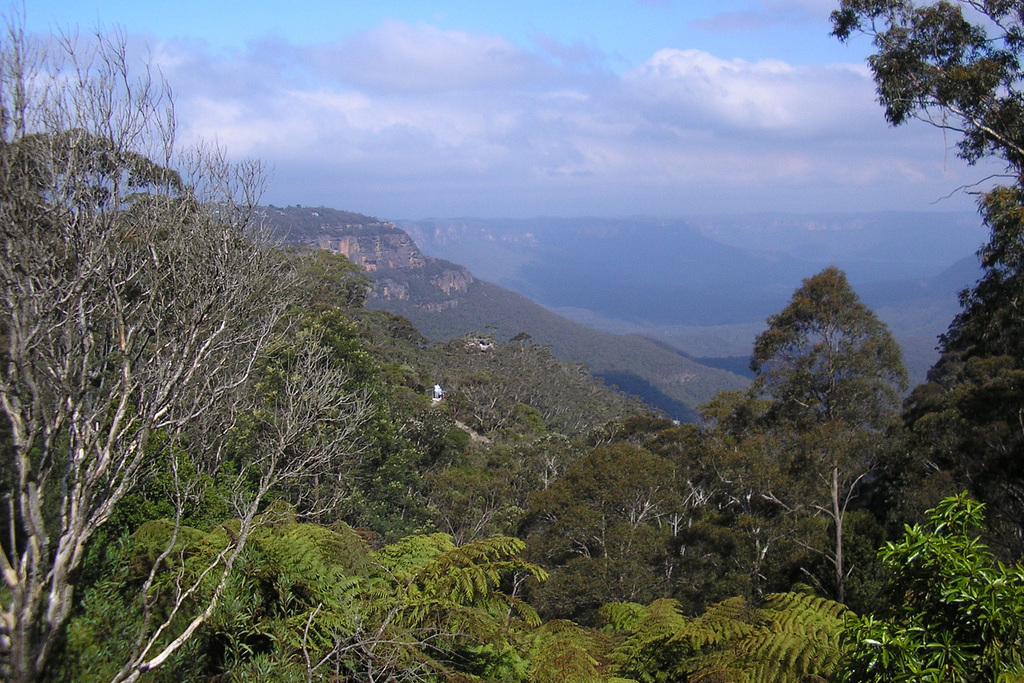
[708,267,907,604]
[832,0,1024,553]
[831,0,1024,170]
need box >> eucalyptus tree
[705,267,906,604]
[832,0,1024,552]
[750,266,907,603]
[0,25,366,682]
[831,0,1024,171]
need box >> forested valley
[6,1,1024,681]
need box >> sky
[23,0,1002,220]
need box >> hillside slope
[267,205,747,421]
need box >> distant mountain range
[266,205,986,418]
[398,213,988,386]
[265,205,748,421]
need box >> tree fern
[358,533,551,680]
[606,598,693,683]
[375,531,456,574]
[205,506,374,672]
[600,602,649,632]
[99,521,554,681]
[527,619,613,683]
[610,591,846,683]
[729,592,847,683]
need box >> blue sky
[24,0,999,219]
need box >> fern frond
[600,602,648,632]
[374,532,455,574]
[529,619,613,683]
[610,591,847,683]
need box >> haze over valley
[27,0,996,399]
[268,205,986,420]
[400,211,987,385]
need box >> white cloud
[132,22,983,217]
[303,20,539,92]
[625,48,874,135]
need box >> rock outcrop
[272,205,476,308]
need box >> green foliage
[738,592,847,683]
[375,531,457,572]
[424,464,523,544]
[903,186,1024,554]
[946,186,1024,362]
[751,266,907,429]
[376,534,546,621]
[53,539,210,682]
[63,505,554,682]
[527,620,616,683]
[238,295,432,539]
[608,590,846,683]
[841,494,1024,683]
[206,511,372,675]
[429,334,643,437]
[703,267,907,604]
[522,442,684,624]
[605,598,694,682]
[284,247,373,309]
[55,515,246,682]
[832,0,1024,558]
[349,533,548,681]
[831,0,1024,170]
[221,524,548,681]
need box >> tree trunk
[832,465,845,604]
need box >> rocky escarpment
[267,204,477,309]
[315,232,424,272]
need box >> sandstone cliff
[269,205,476,308]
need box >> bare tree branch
[0,23,323,683]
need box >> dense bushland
[8,3,1024,680]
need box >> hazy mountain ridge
[401,213,985,307]
[404,217,804,325]
[269,205,747,421]
[269,206,984,405]
[686,212,986,274]
[400,213,987,385]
